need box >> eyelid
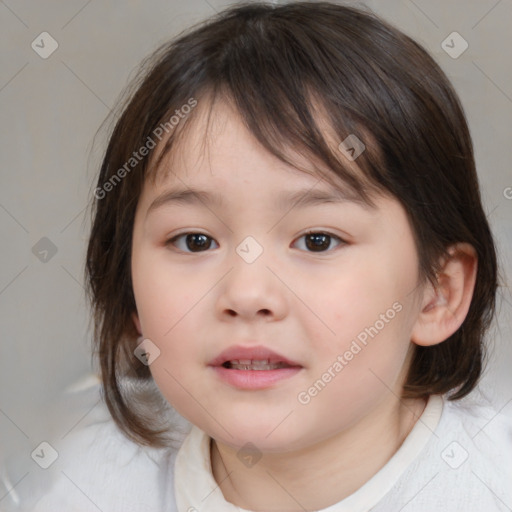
[166,231,219,253]
[299,229,346,241]
[292,230,346,252]
[166,230,347,254]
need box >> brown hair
[85,1,498,447]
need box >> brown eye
[167,233,218,253]
[294,232,344,252]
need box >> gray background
[1,0,511,505]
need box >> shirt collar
[174,395,444,512]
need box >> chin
[203,412,316,453]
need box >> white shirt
[3,376,511,511]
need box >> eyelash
[165,230,346,254]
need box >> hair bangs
[148,84,386,213]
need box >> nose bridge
[217,235,287,320]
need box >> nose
[215,251,288,322]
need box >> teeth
[225,359,288,370]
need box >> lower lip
[211,366,302,390]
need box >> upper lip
[209,345,302,367]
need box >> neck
[211,396,426,511]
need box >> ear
[411,243,477,347]
[131,311,142,335]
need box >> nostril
[223,308,271,317]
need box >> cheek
[301,249,418,387]
[296,312,412,433]
[148,358,206,426]
[143,306,208,419]
[132,249,204,338]
[307,266,408,349]
[132,252,210,341]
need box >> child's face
[131,99,426,452]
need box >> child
[23,1,512,511]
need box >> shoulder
[379,391,512,511]
[436,392,512,508]
[7,375,190,512]
[439,391,512,468]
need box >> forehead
[146,95,382,210]
[151,97,303,181]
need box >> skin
[131,98,477,510]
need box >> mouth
[209,345,302,369]
[209,345,303,389]
[221,359,295,371]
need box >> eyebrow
[146,185,371,217]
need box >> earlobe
[411,243,477,347]
[132,311,142,335]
